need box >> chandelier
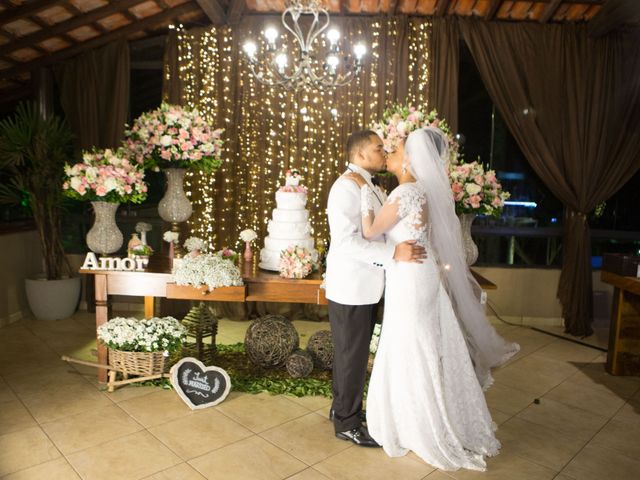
[241,0,366,90]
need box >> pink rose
[124,185,132,194]
[95,186,107,197]
[469,194,481,209]
[474,175,484,186]
[160,150,172,160]
[452,182,463,194]
[180,143,191,152]
[492,197,503,207]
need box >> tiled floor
[1,311,640,480]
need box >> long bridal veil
[405,127,519,389]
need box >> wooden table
[81,259,496,382]
[601,271,640,376]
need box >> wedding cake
[259,170,315,271]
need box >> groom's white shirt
[325,163,395,305]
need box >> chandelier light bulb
[354,43,367,60]
[264,27,279,44]
[275,53,288,73]
[326,54,339,68]
[327,28,340,45]
[243,41,257,58]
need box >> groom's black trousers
[328,300,378,433]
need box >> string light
[169,18,431,251]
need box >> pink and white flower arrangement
[62,148,147,203]
[449,161,510,217]
[371,104,459,162]
[124,102,224,172]
[279,245,319,279]
[217,248,239,263]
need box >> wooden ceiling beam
[0,0,68,27]
[227,0,245,25]
[0,0,149,58]
[485,0,501,20]
[588,0,640,36]
[434,0,450,17]
[0,1,199,81]
[194,0,225,25]
[387,0,399,16]
[540,0,562,23]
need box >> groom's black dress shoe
[329,409,367,423]
[335,426,381,448]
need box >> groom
[325,130,426,447]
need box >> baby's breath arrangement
[173,253,244,291]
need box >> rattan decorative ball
[286,349,314,378]
[306,330,334,370]
[244,315,299,368]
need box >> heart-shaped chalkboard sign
[170,358,231,409]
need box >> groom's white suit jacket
[325,164,395,306]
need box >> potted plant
[0,102,80,320]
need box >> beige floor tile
[446,451,557,480]
[490,409,511,426]
[145,462,206,479]
[1,457,81,479]
[41,403,143,454]
[612,398,640,425]
[516,397,610,442]
[424,472,456,480]
[260,412,351,465]
[314,445,434,480]
[534,341,602,364]
[104,384,160,403]
[0,377,18,403]
[552,475,576,480]
[590,418,640,460]
[561,444,640,480]
[0,400,38,434]
[492,364,564,398]
[19,383,113,424]
[149,408,253,460]
[67,430,181,480]
[189,435,306,480]
[496,417,588,471]
[510,355,581,382]
[285,394,333,412]
[568,362,640,399]
[119,389,194,427]
[543,380,627,417]
[287,468,331,480]
[216,392,310,433]
[4,366,94,398]
[0,426,61,476]
[485,383,536,416]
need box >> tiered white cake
[259,170,315,271]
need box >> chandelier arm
[282,9,307,53]
[305,8,330,51]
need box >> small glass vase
[158,168,192,223]
[86,201,123,255]
[458,213,479,266]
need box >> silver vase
[158,168,192,223]
[86,201,123,255]
[458,213,478,266]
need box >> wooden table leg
[95,274,109,383]
[144,296,154,319]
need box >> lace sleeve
[387,184,429,243]
[360,185,376,218]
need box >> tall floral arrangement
[63,148,147,203]
[371,104,459,162]
[124,102,224,172]
[449,161,510,217]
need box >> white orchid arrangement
[184,236,207,253]
[163,231,179,244]
[97,316,186,354]
[173,253,244,291]
[240,229,258,243]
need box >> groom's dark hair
[347,130,378,162]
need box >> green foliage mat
[216,343,333,397]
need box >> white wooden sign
[81,252,148,271]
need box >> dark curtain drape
[428,17,459,132]
[459,19,640,336]
[54,40,130,150]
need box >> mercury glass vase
[458,213,479,266]
[158,168,193,223]
[86,201,123,255]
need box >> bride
[347,126,520,471]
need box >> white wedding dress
[365,182,503,471]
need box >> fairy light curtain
[163,16,431,250]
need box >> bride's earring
[401,163,408,175]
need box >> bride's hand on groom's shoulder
[345,172,367,188]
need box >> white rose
[465,183,482,195]
[70,177,83,193]
[160,135,172,147]
[85,166,98,183]
[103,176,118,193]
[396,121,407,136]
